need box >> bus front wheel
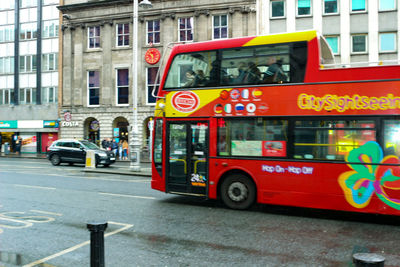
[221,174,256,210]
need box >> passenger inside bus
[244,62,262,84]
[232,62,247,84]
[184,70,196,87]
[194,69,206,86]
[263,57,288,83]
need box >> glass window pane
[271,1,284,17]
[326,37,339,54]
[221,15,227,26]
[89,71,100,87]
[384,120,400,157]
[221,28,227,39]
[118,69,129,86]
[352,0,366,11]
[154,119,163,163]
[49,87,54,102]
[147,21,153,32]
[379,0,395,11]
[214,16,220,26]
[298,0,311,15]
[380,33,396,52]
[294,120,375,160]
[89,88,99,105]
[19,56,25,72]
[118,87,129,104]
[217,118,288,157]
[352,35,366,52]
[154,20,160,31]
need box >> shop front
[0,120,59,154]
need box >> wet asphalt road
[0,158,400,267]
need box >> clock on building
[144,48,161,65]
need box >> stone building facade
[58,0,256,156]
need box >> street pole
[130,0,152,172]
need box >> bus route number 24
[191,173,206,187]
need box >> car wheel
[50,154,61,166]
[221,174,256,210]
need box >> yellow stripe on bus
[243,30,317,47]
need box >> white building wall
[258,0,399,65]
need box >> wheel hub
[228,182,248,202]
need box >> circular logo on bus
[171,91,200,113]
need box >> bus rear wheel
[221,174,256,210]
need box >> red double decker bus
[151,30,400,215]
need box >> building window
[19,55,37,73]
[19,88,36,104]
[178,17,193,42]
[88,26,100,49]
[0,89,13,105]
[0,57,14,74]
[147,20,160,44]
[116,23,129,47]
[0,1,14,10]
[379,0,396,11]
[324,0,338,14]
[271,0,285,18]
[20,23,37,40]
[42,20,58,38]
[352,35,367,53]
[352,0,366,12]
[213,15,228,39]
[41,87,57,103]
[297,0,311,16]
[42,0,59,5]
[20,0,37,8]
[42,53,57,71]
[379,33,396,52]
[0,25,15,43]
[147,67,159,105]
[217,118,288,157]
[325,36,339,54]
[88,71,100,106]
[117,69,129,105]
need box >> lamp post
[130,0,152,171]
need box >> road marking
[59,175,150,183]
[0,165,47,169]
[99,192,156,200]
[13,184,56,190]
[30,210,63,217]
[24,221,133,267]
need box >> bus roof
[171,30,319,54]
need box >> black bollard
[353,253,385,267]
[87,221,108,267]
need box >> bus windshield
[164,41,307,89]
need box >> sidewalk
[0,152,152,177]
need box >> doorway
[166,121,209,196]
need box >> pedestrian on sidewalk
[15,136,22,155]
[111,139,118,156]
[122,139,129,160]
[118,140,123,159]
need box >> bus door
[167,121,209,196]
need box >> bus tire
[221,174,256,210]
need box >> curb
[82,169,151,177]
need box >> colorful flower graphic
[338,141,400,210]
